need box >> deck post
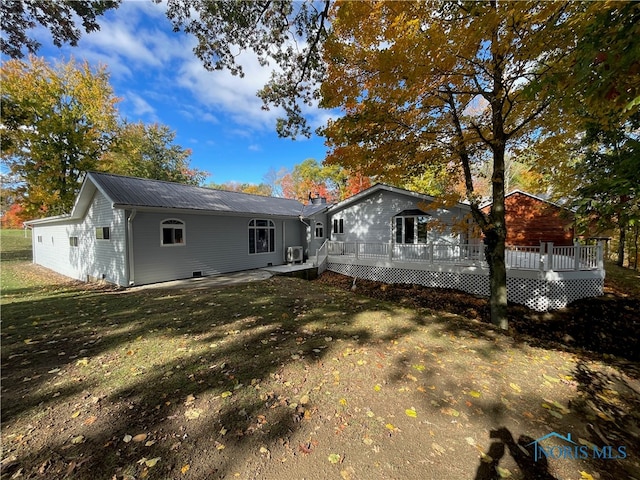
[574,240,580,271]
[546,242,554,272]
[429,243,434,265]
[539,242,546,271]
[388,241,393,261]
[355,242,359,260]
[597,240,604,271]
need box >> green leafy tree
[572,117,640,268]
[555,1,640,122]
[276,158,371,203]
[207,181,273,196]
[1,0,121,59]
[1,56,119,216]
[101,121,206,185]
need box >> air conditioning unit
[287,246,304,264]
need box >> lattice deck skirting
[326,260,604,312]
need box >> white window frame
[249,219,275,254]
[96,226,111,241]
[315,221,324,238]
[161,219,185,246]
[394,215,431,244]
[69,236,79,247]
[333,218,344,234]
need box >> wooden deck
[315,241,605,312]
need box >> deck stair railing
[315,239,329,274]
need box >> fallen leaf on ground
[405,408,417,418]
[181,464,190,474]
[442,407,460,417]
[432,442,446,455]
[185,408,202,420]
[496,466,512,477]
[132,433,147,443]
[138,457,160,468]
[83,416,97,426]
[328,453,341,464]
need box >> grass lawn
[1,229,639,480]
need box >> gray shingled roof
[89,172,311,217]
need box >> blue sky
[33,1,330,186]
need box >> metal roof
[88,172,309,217]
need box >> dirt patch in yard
[1,266,639,480]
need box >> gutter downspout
[127,209,137,286]
[299,215,310,260]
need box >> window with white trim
[161,219,185,246]
[69,236,79,247]
[249,219,275,254]
[96,226,110,240]
[394,213,431,244]
[333,218,344,234]
[315,221,324,238]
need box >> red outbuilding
[482,190,575,246]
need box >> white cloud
[125,91,158,120]
[175,52,283,132]
[38,1,327,138]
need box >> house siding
[482,192,574,246]
[131,212,304,285]
[328,190,470,244]
[31,191,127,285]
[306,212,329,258]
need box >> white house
[25,173,470,287]
[25,173,603,311]
[25,172,325,286]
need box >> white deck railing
[326,241,604,272]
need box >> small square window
[96,227,110,240]
[37,235,43,243]
[161,219,185,246]
[69,236,78,247]
[333,218,344,234]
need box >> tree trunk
[633,224,639,270]
[617,224,626,267]
[485,223,508,330]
